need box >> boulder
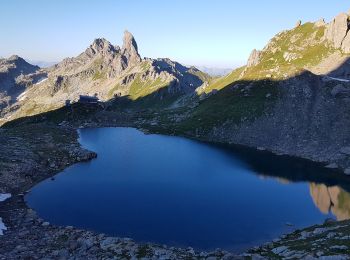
[295,20,302,28]
[340,146,350,155]
[283,52,301,62]
[344,168,350,175]
[315,18,326,27]
[325,13,349,49]
[247,49,262,67]
[331,84,349,97]
[325,163,338,169]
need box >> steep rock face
[247,49,262,67]
[325,12,350,53]
[204,72,350,171]
[122,30,141,67]
[51,38,126,79]
[325,13,349,49]
[0,56,41,109]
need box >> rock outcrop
[295,20,302,28]
[0,56,42,109]
[1,31,207,121]
[122,30,142,66]
[247,49,262,67]
[315,18,326,27]
[325,12,350,53]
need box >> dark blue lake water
[26,127,350,252]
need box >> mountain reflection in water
[222,142,350,221]
[310,184,350,221]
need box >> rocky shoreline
[0,124,243,259]
[1,122,350,259]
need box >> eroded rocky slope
[0,55,44,111]
[1,31,208,123]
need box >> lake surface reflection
[26,128,350,252]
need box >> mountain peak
[122,30,141,66]
[84,38,118,58]
[8,55,23,62]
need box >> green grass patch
[92,71,105,81]
[177,80,279,133]
[199,66,246,94]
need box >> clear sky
[1,0,349,68]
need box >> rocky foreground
[0,122,350,259]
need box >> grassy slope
[177,80,279,133]
[198,66,246,94]
[175,22,334,134]
[244,22,332,80]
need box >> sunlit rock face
[310,183,350,221]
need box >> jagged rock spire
[122,30,141,66]
[247,49,262,67]
[325,12,349,49]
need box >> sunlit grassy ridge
[129,75,169,100]
[177,22,335,132]
[244,22,333,80]
[107,60,170,100]
[197,66,246,94]
[199,22,332,96]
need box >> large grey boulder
[331,84,350,97]
[247,49,262,67]
[325,13,349,49]
[340,146,350,155]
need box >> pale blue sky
[1,0,349,68]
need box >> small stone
[341,146,350,155]
[344,168,350,175]
[58,249,69,258]
[324,218,336,224]
[272,246,288,255]
[69,240,79,250]
[42,222,50,226]
[325,163,338,169]
[331,84,349,97]
[295,20,302,28]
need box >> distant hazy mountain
[28,60,58,68]
[0,55,43,110]
[195,66,232,77]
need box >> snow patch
[0,217,7,235]
[17,91,27,101]
[327,76,350,83]
[0,193,11,202]
[35,77,48,85]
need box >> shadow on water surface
[210,141,350,221]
